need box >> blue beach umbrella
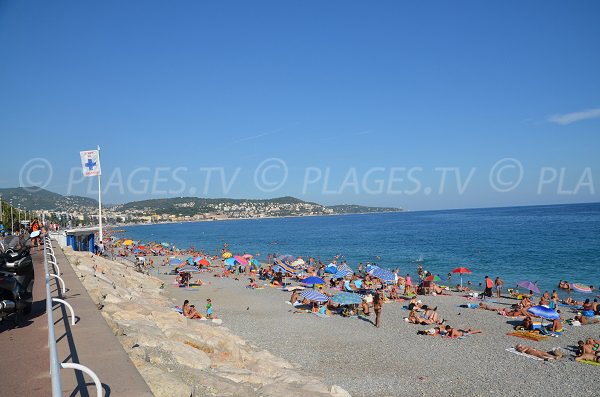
[371,268,396,284]
[300,289,329,303]
[333,268,353,279]
[528,305,560,320]
[324,265,337,274]
[250,258,262,268]
[302,276,326,285]
[332,292,363,305]
[224,258,237,268]
[277,254,295,263]
[170,258,183,265]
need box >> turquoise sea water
[122,202,600,298]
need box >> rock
[159,339,212,370]
[137,363,192,397]
[150,310,188,331]
[330,385,352,397]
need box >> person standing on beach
[484,276,493,298]
[206,298,214,318]
[373,290,383,328]
[495,277,504,298]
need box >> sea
[122,202,600,299]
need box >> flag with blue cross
[80,150,102,177]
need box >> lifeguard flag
[80,150,101,177]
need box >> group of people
[181,298,215,320]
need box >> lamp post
[10,199,14,235]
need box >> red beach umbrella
[452,267,472,288]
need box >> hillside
[0,187,98,211]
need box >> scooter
[0,230,40,326]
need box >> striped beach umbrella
[274,260,297,274]
[332,292,363,305]
[234,255,249,265]
[324,265,338,274]
[333,268,353,279]
[301,289,329,303]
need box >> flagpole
[97,145,103,247]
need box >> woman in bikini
[182,300,203,319]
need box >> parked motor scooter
[0,230,40,326]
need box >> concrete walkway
[0,242,154,396]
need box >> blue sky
[0,1,598,210]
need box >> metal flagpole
[97,145,103,246]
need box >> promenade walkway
[0,242,153,396]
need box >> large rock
[136,363,192,397]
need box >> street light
[10,199,14,234]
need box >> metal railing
[44,235,103,397]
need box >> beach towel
[579,359,600,367]
[505,347,544,361]
[507,331,549,342]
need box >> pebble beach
[157,267,600,397]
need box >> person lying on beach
[498,307,528,317]
[478,302,500,312]
[575,340,600,362]
[515,344,562,361]
[563,297,583,306]
[182,300,203,319]
[574,314,600,325]
[406,309,435,325]
[456,284,471,292]
[423,306,444,324]
[444,325,482,338]
[432,283,449,295]
[247,278,257,289]
[407,297,422,311]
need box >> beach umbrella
[222,252,232,259]
[302,276,326,286]
[517,280,540,294]
[370,268,396,284]
[224,258,237,269]
[570,283,593,293]
[527,305,560,320]
[277,254,295,263]
[243,254,253,259]
[250,258,262,268]
[193,256,203,263]
[161,242,170,247]
[124,239,133,246]
[324,265,338,274]
[425,275,442,283]
[169,258,183,265]
[333,268,353,279]
[451,267,472,288]
[197,258,210,267]
[234,255,249,265]
[186,256,194,264]
[300,289,329,303]
[332,292,363,305]
[177,265,200,273]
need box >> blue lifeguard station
[64,227,99,253]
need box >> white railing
[44,236,103,397]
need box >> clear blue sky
[1,1,598,210]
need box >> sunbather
[182,299,203,319]
[444,325,482,337]
[515,344,562,360]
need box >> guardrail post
[49,274,66,294]
[52,298,76,326]
[61,363,103,397]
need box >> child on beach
[206,298,215,319]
